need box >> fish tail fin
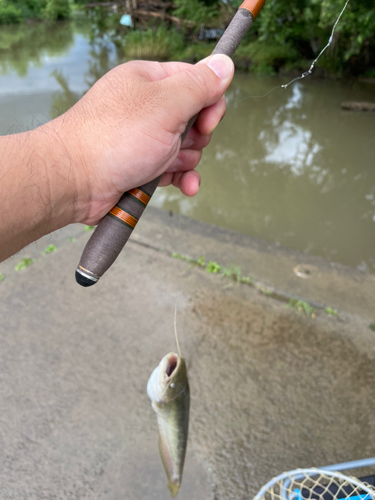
[168,479,181,498]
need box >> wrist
[35,119,90,227]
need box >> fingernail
[206,54,233,79]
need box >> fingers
[195,95,226,136]
[180,127,212,151]
[178,95,226,150]
[159,170,201,197]
[158,54,234,131]
[167,149,203,172]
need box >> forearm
[0,125,79,262]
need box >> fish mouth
[166,353,179,378]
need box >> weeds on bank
[121,26,184,60]
[171,252,342,319]
[325,307,338,316]
[42,244,57,255]
[287,299,316,318]
[171,253,253,285]
[14,258,35,271]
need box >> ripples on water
[0,18,374,272]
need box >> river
[1,16,374,272]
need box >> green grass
[42,244,57,255]
[121,26,184,60]
[14,258,35,271]
[287,299,316,317]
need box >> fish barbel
[147,351,190,497]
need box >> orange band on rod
[128,188,150,205]
[110,206,138,228]
[240,0,266,18]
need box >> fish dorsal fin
[174,303,181,358]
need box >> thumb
[159,54,234,129]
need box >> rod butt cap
[75,269,98,287]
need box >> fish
[147,319,190,497]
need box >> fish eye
[170,383,175,388]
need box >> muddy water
[1,19,374,271]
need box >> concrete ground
[1,207,375,500]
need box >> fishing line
[174,301,181,358]
[238,0,350,102]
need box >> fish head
[147,352,188,406]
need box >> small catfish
[147,312,189,498]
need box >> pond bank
[1,209,375,499]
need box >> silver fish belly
[147,352,190,498]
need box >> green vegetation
[120,26,184,60]
[3,0,372,75]
[0,1,22,24]
[42,244,57,254]
[0,0,72,24]
[89,0,375,76]
[14,258,35,271]
[171,252,253,285]
[84,225,96,232]
[44,0,71,21]
[325,307,338,316]
[0,272,4,282]
[287,299,316,317]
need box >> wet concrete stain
[186,286,375,499]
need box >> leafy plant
[325,307,338,316]
[14,258,35,271]
[43,0,71,20]
[205,261,221,273]
[197,256,205,266]
[0,1,22,24]
[42,244,57,254]
[221,264,241,281]
[287,299,316,317]
[174,0,222,26]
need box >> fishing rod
[75,0,267,287]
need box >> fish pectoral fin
[167,479,181,498]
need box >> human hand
[41,55,234,225]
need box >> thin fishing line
[174,301,181,358]
[238,0,350,102]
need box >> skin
[0,54,234,262]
